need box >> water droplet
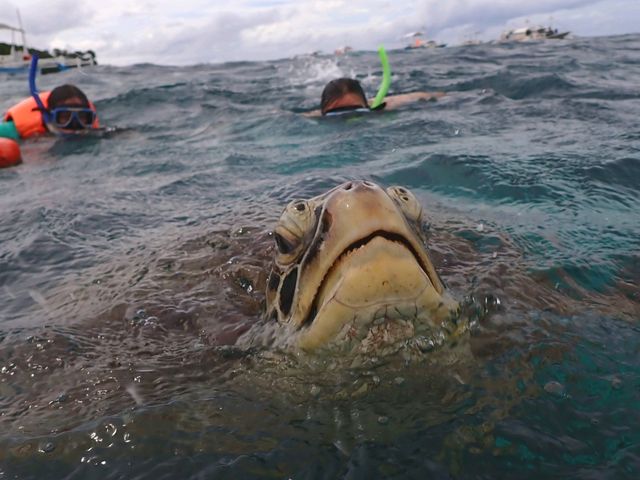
[238,277,254,294]
[48,393,68,406]
[544,380,566,397]
[476,223,484,232]
[394,377,405,386]
[377,416,389,425]
[415,336,436,352]
[1,363,16,374]
[38,442,55,453]
[105,423,118,437]
[143,316,159,327]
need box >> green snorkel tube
[370,45,391,110]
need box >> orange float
[0,138,22,168]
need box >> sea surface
[0,34,639,479]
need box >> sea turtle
[265,180,460,352]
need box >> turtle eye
[274,232,296,255]
[273,198,316,265]
[272,228,302,265]
[386,186,423,222]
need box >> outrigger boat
[0,12,96,75]
[0,22,30,73]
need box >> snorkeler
[0,56,99,168]
[317,77,444,116]
[305,46,444,117]
[1,84,99,140]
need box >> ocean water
[0,34,639,478]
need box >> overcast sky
[1,0,638,65]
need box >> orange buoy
[0,138,22,168]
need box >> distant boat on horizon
[402,31,446,49]
[500,25,570,42]
[334,46,353,56]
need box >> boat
[500,25,570,42]
[461,31,484,46]
[0,23,30,73]
[0,12,97,75]
[40,49,97,74]
[403,31,446,49]
[334,46,353,56]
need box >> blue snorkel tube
[29,54,52,125]
[29,54,106,137]
[370,45,391,110]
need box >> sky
[1,0,638,66]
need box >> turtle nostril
[362,181,375,188]
[343,182,353,191]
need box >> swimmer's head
[320,78,368,115]
[47,84,96,134]
[49,84,91,110]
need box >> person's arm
[303,109,322,118]
[303,91,446,117]
[0,120,20,141]
[371,91,445,110]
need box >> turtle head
[266,181,458,351]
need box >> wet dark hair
[320,78,367,115]
[48,84,90,110]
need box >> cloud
[2,0,95,35]
[418,0,601,30]
[0,0,637,66]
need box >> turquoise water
[0,34,639,478]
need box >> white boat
[0,23,30,73]
[0,12,97,75]
[501,25,570,42]
[403,31,446,49]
